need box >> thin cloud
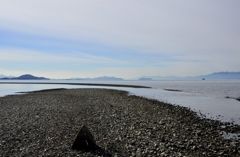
[70,51,127,64]
[0,48,125,64]
[0,0,239,78]
[1,0,239,53]
[0,49,78,62]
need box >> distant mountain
[17,74,49,80]
[137,75,187,80]
[91,76,124,81]
[2,72,239,81]
[70,76,124,81]
[1,74,49,80]
[139,72,240,80]
[138,77,153,81]
[196,72,240,80]
[0,74,5,78]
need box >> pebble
[0,88,240,156]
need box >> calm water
[0,80,240,124]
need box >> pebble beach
[0,88,240,156]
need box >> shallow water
[0,80,240,125]
[127,87,240,124]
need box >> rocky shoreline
[0,82,150,89]
[0,88,240,156]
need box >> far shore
[0,81,151,88]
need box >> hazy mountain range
[0,74,49,80]
[0,74,123,81]
[138,72,240,80]
[0,72,240,80]
[69,76,124,81]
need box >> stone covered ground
[0,88,240,156]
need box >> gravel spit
[0,88,240,156]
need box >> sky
[0,0,240,79]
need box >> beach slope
[0,88,239,156]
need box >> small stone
[136,148,142,157]
[131,152,136,156]
[161,152,167,156]
[218,151,224,155]
[192,146,196,150]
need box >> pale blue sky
[0,0,239,79]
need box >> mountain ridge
[0,74,49,80]
[1,72,240,80]
[70,76,124,81]
[138,72,240,80]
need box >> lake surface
[1,80,240,125]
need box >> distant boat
[202,78,205,80]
